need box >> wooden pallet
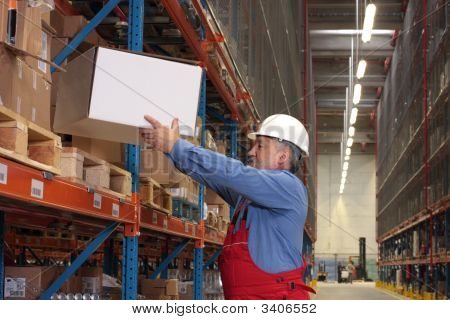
[140,177,173,215]
[60,147,132,198]
[0,106,62,174]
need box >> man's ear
[278,150,288,163]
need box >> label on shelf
[163,217,168,229]
[0,163,7,184]
[31,179,44,199]
[5,277,26,298]
[152,211,158,224]
[192,224,196,236]
[184,222,189,233]
[112,203,119,217]
[94,193,102,209]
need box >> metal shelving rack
[0,0,316,300]
[376,0,449,299]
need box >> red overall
[218,201,316,300]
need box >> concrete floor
[313,282,406,300]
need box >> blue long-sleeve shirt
[167,139,308,273]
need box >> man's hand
[141,115,180,153]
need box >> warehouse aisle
[314,282,405,300]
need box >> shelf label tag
[184,222,189,233]
[31,179,44,199]
[163,217,168,229]
[192,224,196,236]
[0,163,7,184]
[94,193,102,209]
[152,211,158,224]
[112,203,119,217]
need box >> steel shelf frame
[0,0,283,301]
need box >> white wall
[315,154,377,279]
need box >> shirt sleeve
[166,139,305,210]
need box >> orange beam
[191,0,257,122]
[0,157,136,224]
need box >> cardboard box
[1,49,51,129]
[72,136,124,165]
[54,47,202,144]
[78,267,103,294]
[140,148,172,185]
[0,45,16,108]
[50,37,69,67]
[140,279,178,297]
[0,0,7,43]
[4,266,58,299]
[15,1,42,56]
[208,203,230,222]
[205,188,226,204]
[50,11,87,38]
[10,59,51,129]
[54,267,83,293]
[179,282,193,300]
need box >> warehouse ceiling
[309,0,405,154]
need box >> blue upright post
[121,0,144,301]
[51,0,122,72]
[40,222,119,299]
[194,71,207,300]
[203,248,223,271]
[0,211,4,300]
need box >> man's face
[248,136,284,170]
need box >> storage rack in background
[376,0,450,300]
[0,0,317,300]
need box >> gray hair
[277,140,302,174]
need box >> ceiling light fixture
[356,60,367,79]
[353,84,362,105]
[362,4,377,43]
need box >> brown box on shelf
[51,37,69,67]
[50,10,108,47]
[6,57,52,130]
[0,0,7,43]
[205,188,226,204]
[208,203,230,222]
[178,282,193,300]
[50,11,87,38]
[72,136,124,166]
[15,1,43,56]
[78,267,103,294]
[4,266,58,299]
[140,279,178,297]
[140,148,173,185]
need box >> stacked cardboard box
[167,176,199,205]
[206,188,230,233]
[140,279,179,300]
[4,266,59,299]
[0,1,53,130]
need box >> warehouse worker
[142,114,315,300]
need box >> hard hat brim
[247,132,258,140]
[247,131,309,157]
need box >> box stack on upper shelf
[0,1,53,130]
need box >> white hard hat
[248,114,309,156]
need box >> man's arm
[166,150,240,207]
[168,139,305,210]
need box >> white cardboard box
[54,47,202,144]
